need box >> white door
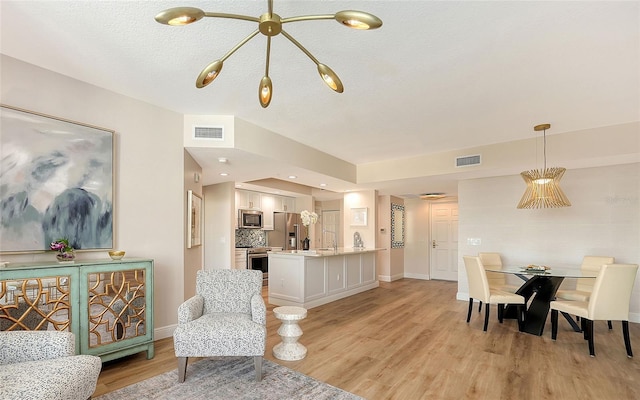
[321,210,340,248]
[430,202,458,281]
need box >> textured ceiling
[1,1,638,198]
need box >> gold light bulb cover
[155,7,205,25]
[196,60,224,88]
[335,10,383,30]
[259,76,273,108]
[317,64,344,93]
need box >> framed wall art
[0,105,115,253]
[350,207,368,226]
[187,190,202,248]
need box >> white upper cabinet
[275,196,295,212]
[261,194,275,230]
[236,190,261,210]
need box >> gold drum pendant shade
[155,0,381,107]
[517,124,571,209]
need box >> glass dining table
[484,266,598,336]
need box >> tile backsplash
[235,229,266,247]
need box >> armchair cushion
[0,331,102,400]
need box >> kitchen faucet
[323,228,338,252]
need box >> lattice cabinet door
[79,259,154,362]
[0,266,80,344]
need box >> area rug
[94,357,364,400]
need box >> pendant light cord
[543,128,547,170]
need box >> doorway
[321,210,340,248]
[430,202,458,281]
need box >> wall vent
[193,126,224,140]
[455,154,481,167]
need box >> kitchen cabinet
[261,194,275,230]
[0,259,154,362]
[275,195,295,212]
[236,190,261,210]
[268,249,380,309]
[234,249,247,269]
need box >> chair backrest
[464,256,491,303]
[196,269,263,315]
[577,255,615,292]
[478,252,506,286]
[588,264,638,321]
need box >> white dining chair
[550,263,638,357]
[555,255,615,329]
[555,256,615,302]
[464,256,526,332]
[477,252,519,313]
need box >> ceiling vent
[455,154,481,167]
[193,126,224,140]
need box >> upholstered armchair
[0,330,102,400]
[173,269,266,382]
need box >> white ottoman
[272,306,307,361]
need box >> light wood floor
[96,279,640,399]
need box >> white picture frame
[351,207,368,226]
[187,190,202,248]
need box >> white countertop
[269,247,384,257]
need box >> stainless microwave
[239,209,263,229]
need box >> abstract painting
[0,105,114,253]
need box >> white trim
[154,324,176,340]
[404,272,430,280]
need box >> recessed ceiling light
[220,172,229,176]
[218,157,228,163]
[320,183,327,187]
[288,175,297,179]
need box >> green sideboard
[0,258,154,362]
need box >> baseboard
[378,273,405,282]
[403,273,430,280]
[154,324,176,340]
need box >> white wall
[404,198,431,280]
[457,163,640,321]
[203,182,235,269]
[1,55,185,335]
[184,150,203,300]
[344,191,377,249]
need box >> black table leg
[503,275,565,336]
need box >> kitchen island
[268,248,382,309]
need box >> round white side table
[272,306,307,361]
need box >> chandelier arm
[219,29,261,62]
[265,36,271,76]
[281,14,336,24]
[203,12,260,23]
[280,29,320,65]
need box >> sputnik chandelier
[517,124,571,209]
[155,0,382,108]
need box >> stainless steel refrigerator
[268,212,302,250]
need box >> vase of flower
[51,238,75,263]
[300,210,318,251]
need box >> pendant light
[517,124,571,209]
[155,0,382,108]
